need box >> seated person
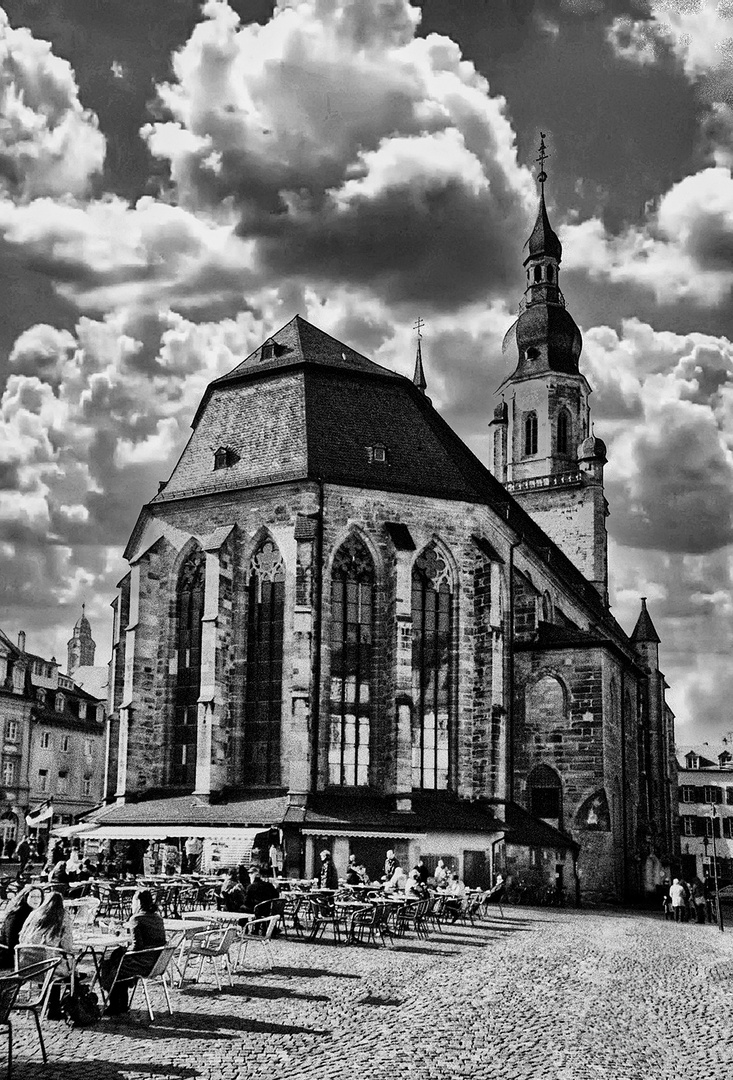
[244,865,279,919]
[433,859,448,887]
[443,872,467,923]
[236,861,251,889]
[18,889,75,975]
[384,866,408,894]
[218,870,246,912]
[404,869,427,900]
[66,849,83,880]
[47,859,70,896]
[0,886,43,968]
[100,888,166,1016]
[345,858,363,887]
[485,874,505,903]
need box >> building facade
[89,177,677,900]
[0,620,107,849]
[678,741,733,886]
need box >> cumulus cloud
[564,167,733,305]
[0,9,105,198]
[608,2,733,101]
[142,0,534,307]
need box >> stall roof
[77,825,262,843]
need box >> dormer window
[213,447,239,471]
[719,751,731,766]
[686,753,699,770]
[261,340,276,361]
[367,444,388,465]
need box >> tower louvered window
[411,544,453,790]
[244,541,285,786]
[328,536,374,787]
[557,410,570,454]
[524,412,538,456]
[173,547,205,787]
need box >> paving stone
[5,908,733,1079]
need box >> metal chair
[9,960,61,1068]
[396,899,431,940]
[178,928,237,989]
[15,945,73,1006]
[0,973,22,1080]
[108,944,178,1022]
[306,897,347,943]
[236,915,279,970]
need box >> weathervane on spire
[412,316,427,394]
[536,132,548,191]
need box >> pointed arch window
[173,547,205,787]
[524,412,538,456]
[328,536,375,787]
[411,544,454,790]
[557,409,570,455]
[244,540,285,786]
[534,265,542,283]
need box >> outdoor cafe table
[74,931,123,1005]
[182,909,254,925]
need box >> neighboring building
[67,604,96,676]
[84,162,677,900]
[0,618,107,848]
[678,740,733,886]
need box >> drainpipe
[310,476,325,794]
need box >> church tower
[67,604,96,676]
[491,136,608,603]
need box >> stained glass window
[329,536,374,786]
[244,540,285,785]
[173,547,205,787]
[411,544,453,790]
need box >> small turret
[67,603,96,676]
[631,597,661,645]
[412,316,428,396]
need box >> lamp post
[709,804,724,933]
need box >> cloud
[582,319,733,555]
[564,167,733,305]
[142,0,534,307]
[0,9,105,198]
[608,2,733,101]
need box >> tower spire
[412,316,427,394]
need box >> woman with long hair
[18,889,75,974]
[100,888,166,1016]
[0,885,40,967]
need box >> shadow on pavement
[13,1062,198,1080]
[270,965,361,979]
[106,1010,330,1040]
[184,982,331,1003]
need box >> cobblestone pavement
[7,907,733,1080]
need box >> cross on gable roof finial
[536,131,548,191]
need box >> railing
[506,471,582,493]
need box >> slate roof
[676,744,733,771]
[631,598,661,644]
[146,314,631,635]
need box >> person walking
[690,878,707,924]
[669,878,686,923]
[15,836,31,875]
[184,836,203,874]
[318,849,338,891]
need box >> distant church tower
[67,604,95,676]
[491,135,609,603]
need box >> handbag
[59,982,101,1027]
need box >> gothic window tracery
[244,540,285,786]
[328,535,375,787]
[173,546,205,787]
[411,543,454,790]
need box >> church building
[86,164,678,900]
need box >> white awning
[77,825,263,843]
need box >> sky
[1,0,733,744]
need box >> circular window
[525,347,539,361]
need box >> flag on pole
[25,799,53,827]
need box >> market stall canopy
[68,825,263,843]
